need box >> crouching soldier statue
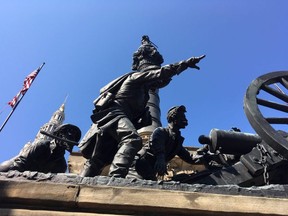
[129,105,200,180]
[0,124,81,173]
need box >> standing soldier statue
[79,35,205,178]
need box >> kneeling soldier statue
[130,105,200,180]
[0,124,81,173]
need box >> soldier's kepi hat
[53,123,81,143]
[167,105,186,122]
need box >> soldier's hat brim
[167,105,186,115]
[53,124,81,143]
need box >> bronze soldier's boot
[109,143,141,178]
[80,159,104,177]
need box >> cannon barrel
[198,129,262,155]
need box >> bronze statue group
[0,36,207,181]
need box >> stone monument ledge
[1,171,288,216]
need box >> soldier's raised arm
[163,54,206,76]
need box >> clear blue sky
[0,1,287,163]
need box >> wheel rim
[244,71,288,159]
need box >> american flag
[7,63,44,109]
[8,91,21,108]
[20,69,39,94]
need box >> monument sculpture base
[1,171,288,216]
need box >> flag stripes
[8,92,21,108]
[1,63,45,132]
[21,70,39,94]
[7,63,44,109]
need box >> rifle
[40,130,79,146]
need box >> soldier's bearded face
[175,112,188,129]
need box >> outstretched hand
[186,54,206,70]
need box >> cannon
[198,129,262,155]
[184,71,288,186]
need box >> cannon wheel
[244,71,288,159]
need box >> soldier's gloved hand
[154,154,167,176]
[186,55,206,70]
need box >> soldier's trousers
[80,117,142,178]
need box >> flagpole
[0,94,24,132]
[0,62,45,133]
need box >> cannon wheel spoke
[244,71,288,159]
